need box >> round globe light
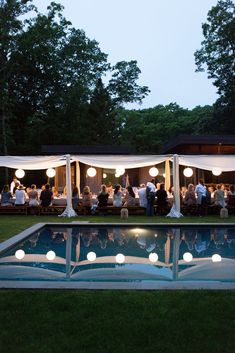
[103,173,107,179]
[116,253,125,264]
[115,173,120,178]
[87,167,97,177]
[212,169,222,176]
[149,252,158,263]
[15,249,25,260]
[115,166,125,176]
[46,250,56,261]
[163,173,166,178]
[149,167,159,177]
[46,168,56,178]
[212,254,222,262]
[183,252,193,262]
[15,169,25,179]
[87,251,96,262]
[183,168,193,177]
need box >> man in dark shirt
[40,184,53,207]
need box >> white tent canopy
[1,153,235,218]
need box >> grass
[0,215,235,353]
[0,290,235,353]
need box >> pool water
[0,225,235,282]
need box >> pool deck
[1,222,235,290]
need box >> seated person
[184,183,196,206]
[72,186,80,209]
[213,184,226,208]
[40,184,53,207]
[1,185,13,206]
[15,184,27,205]
[124,185,136,206]
[81,186,92,214]
[113,184,123,207]
[27,184,39,206]
[97,184,109,207]
[52,186,59,198]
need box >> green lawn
[0,215,235,353]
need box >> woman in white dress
[113,184,123,207]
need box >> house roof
[161,135,235,154]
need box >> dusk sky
[33,0,219,110]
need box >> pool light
[183,252,193,262]
[149,252,158,263]
[15,249,25,260]
[46,250,56,261]
[87,251,96,262]
[116,253,125,264]
[212,254,222,262]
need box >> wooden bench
[96,206,146,216]
[39,205,66,215]
[0,205,28,215]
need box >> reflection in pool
[0,225,235,282]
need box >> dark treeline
[0,0,234,156]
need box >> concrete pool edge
[1,222,235,290]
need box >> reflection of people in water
[80,229,93,248]
[136,232,158,253]
[181,229,197,251]
[97,228,109,249]
[113,229,126,246]
[51,232,67,243]
[28,232,39,248]
[211,228,228,249]
[195,228,211,254]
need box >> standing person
[10,177,20,194]
[40,184,53,207]
[214,184,226,208]
[15,184,27,205]
[72,186,80,209]
[138,183,147,208]
[156,183,168,214]
[195,179,206,216]
[184,184,197,206]
[146,179,156,216]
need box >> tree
[1,1,149,154]
[194,0,235,132]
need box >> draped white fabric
[178,155,235,172]
[71,155,168,169]
[0,155,67,170]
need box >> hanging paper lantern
[149,167,159,177]
[212,168,222,176]
[103,173,107,179]
[87,167,97,177]
[115,166,125,176]
[183,167,193,177]
[15,169,25,179]
[46,168,56,178]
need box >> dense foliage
[195,0,235,133]
[0,0,234,156]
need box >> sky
[32,0,219,110]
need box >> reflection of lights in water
[116,253,125,264]
[46,251,56,261]
[154,233,158,238]
[135,233,139,238]
[212,254,222,262]
[15,249,25,260]
[87,251,96,262]
[149,252,158,262]
[183,252,193,262]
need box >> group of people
[1,182,54,207]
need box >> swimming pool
[0,223,235,287]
